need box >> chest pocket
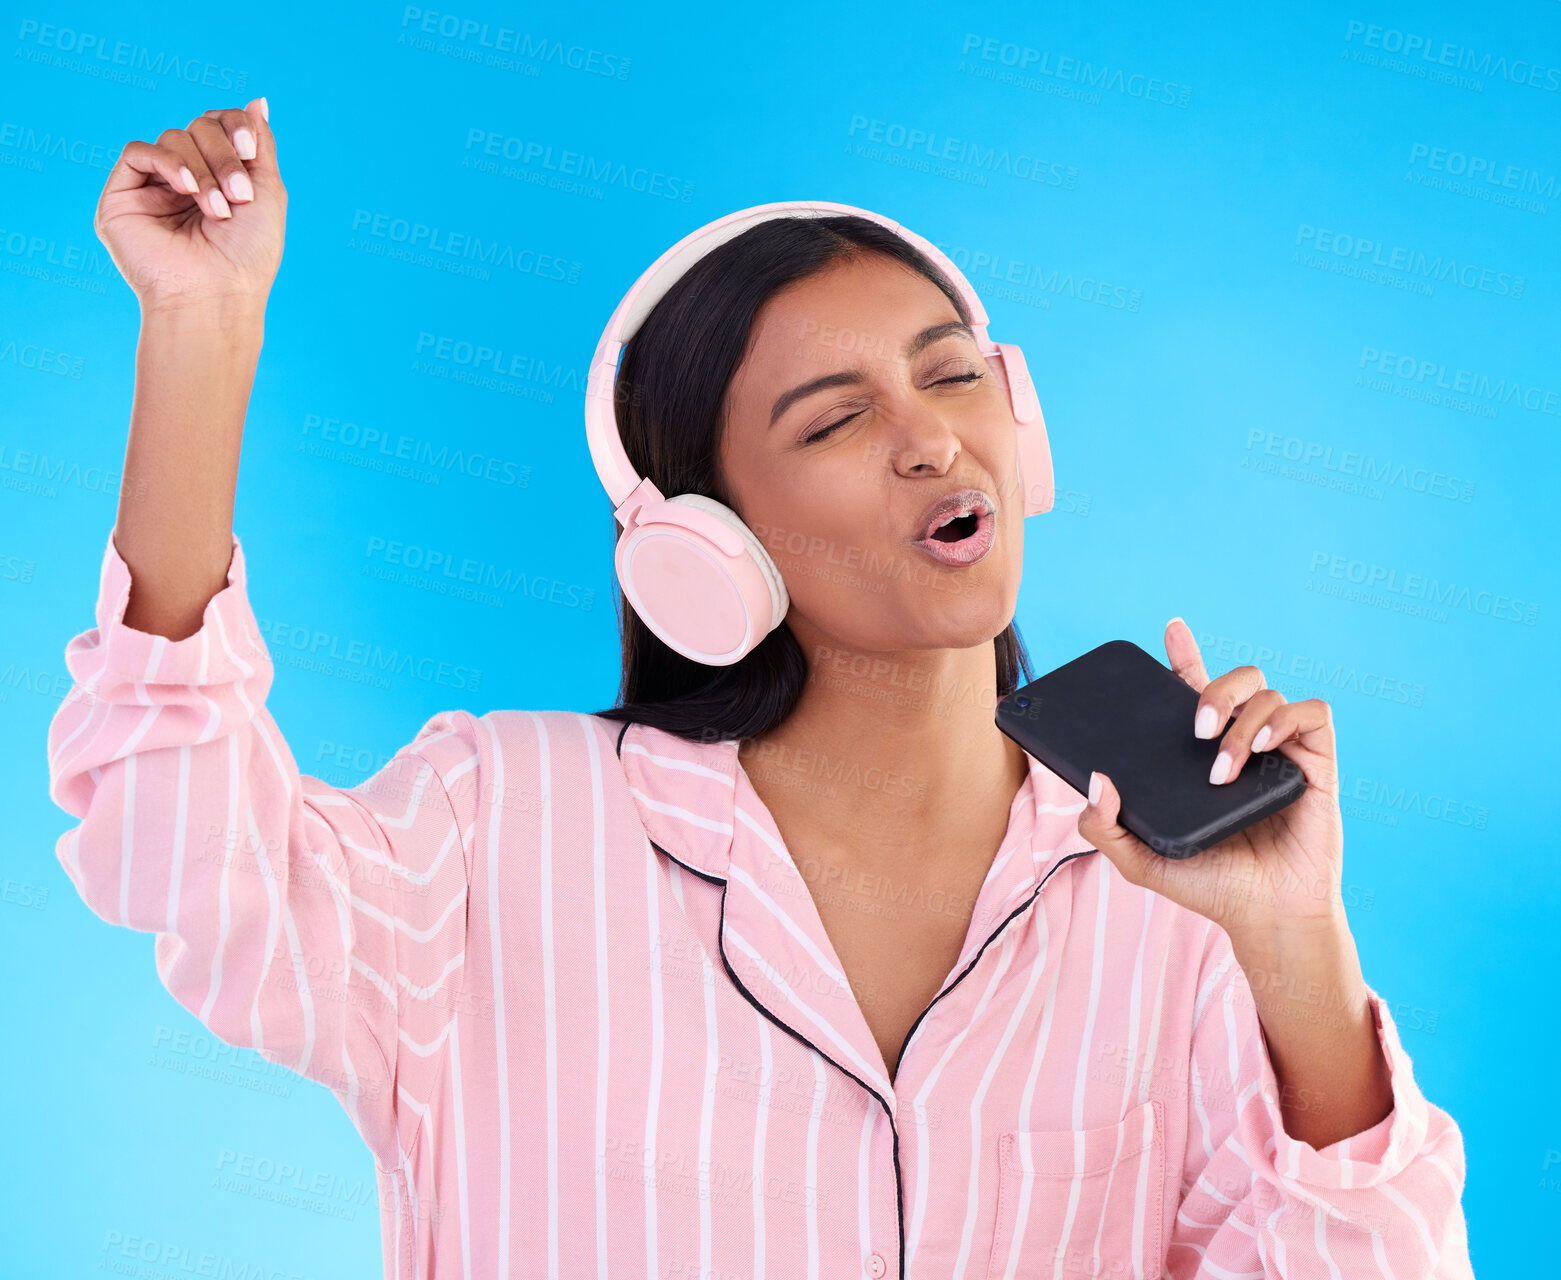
[985,1098,1166,1280]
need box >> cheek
[758,510,904,604]
[755,470,887,556]
[745,508,830,586]
[995,507,1025,581]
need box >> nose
[887,404,962,480]
[886,421,955,483]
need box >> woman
[48,99,1473,1279]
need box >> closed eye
[800,371,986,445]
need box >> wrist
[1228,911,1370,1022]
[1225,899,1351,965]
[139,294,268,335]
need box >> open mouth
[929,511,981,543]
[913,505,995,566]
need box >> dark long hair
[589,214,1034,744]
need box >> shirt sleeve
[45,527,481,1171]
[1166,925,1475,1279]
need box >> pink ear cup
[994,342,1055,517]
[616,494,788,666]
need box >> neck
[738,634,1031,874]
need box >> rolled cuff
[87,526,267,690]
[1251,989,1431,1189]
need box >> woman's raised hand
[94,97,284,313]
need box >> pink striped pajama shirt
[48,529,1476,1279]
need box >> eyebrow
[768,320,976,428]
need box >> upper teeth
[937,506,974,527]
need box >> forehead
[742,253,960,372]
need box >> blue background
[3,1,1553,1273]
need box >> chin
[904,580,1018,644]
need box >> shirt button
[866,1252,887,1278]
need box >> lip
[910,487,997,566]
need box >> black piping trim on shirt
[618,720,905,1274]
[643,830,905,1269]
[710,869,907,1266]
[891,847,1101,1081]
[879,845,1097,1280]
[645,843,1102,1280]
[615,720,1099,1280]
[649,838,726,887]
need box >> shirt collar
[617,718,1096,887]
[616,719,1098,1100]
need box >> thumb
[242,97,280,182]
[1076,771,1164,892]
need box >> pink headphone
[583,199,1055,667]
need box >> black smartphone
[994,639,1307,859]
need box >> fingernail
[1088,772,1102,806]
[229,170,254,202]
[1166,616,1184,631]
[209,189,231,218]
[179,165,198,194]
[1209,752,1231,785]
[234,128,257,160]
[1195,705,1217,739]
[1251,725,1271,752]
[258,97,269,123]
